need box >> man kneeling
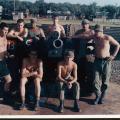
[57,51,80,113]
[20,49,43,110]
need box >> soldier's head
[64,50,74,63]
[94,24,103,37]
[28,49,38,60]
[30,18,37,28]
[52,14,59,24]
[81,19,90,30]
[0,22,9,36]
[17,19,25,29]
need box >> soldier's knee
[4,74,12,83]
[73,82,80,90]
[102,84,108,91]
[58,82,64,91]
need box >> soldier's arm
[23,28,28,38]
[36,60,43,81]
[39,28,46,39]
[71,29,94,39]
[70,63,77,84]
[21,59,35,78]
[108,35,120,58]
[61,25,66,37]
[4,38,8,56]
[8,29,24,41]
[16,28,28,42]
[57,63,67,83]
[7,29,16,37]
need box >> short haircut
[30,18,37,23]
[52,14,59,19]
[94,24,103,32]
[81,19,89,25]
[28,47,37,54]
[0,22,8,30]
[17,19,24,24]
[64,50,74,58]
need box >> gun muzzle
[53,39,63,49]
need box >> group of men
[0,15,119,113]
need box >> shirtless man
[0,22,12,92]
[72,19,94,60]
[93,24,120,105]
[72,19,94,40]
[20,49,43,110]
[48,15,66,38]
[8,19,28,42]
[71,19,95,96]
[57,51,80,113]
[28,18,46,41]
[8,19,29,66]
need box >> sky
[20,0,120,6]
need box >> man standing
[8,19,28,62]
[20,49,43,110]
[28,18,46,41]
[57,51,80,113]
[7,19,28,52]
[28,19,47,59]
[8,19,28,42]
[71,19,95,96]
[0,22,12,92]
[48,14,66,38]
[93,24,120,105]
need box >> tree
[101,5,117,19]
[0,0,120,19]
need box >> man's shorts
[0,60,10,77]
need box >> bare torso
[24,58,40,73]
[60,61,75,80]
[29,27,45,38]
[49,24,65,37]
[14,28,27,37]
[0,36,7,60]
[94,35,110,58]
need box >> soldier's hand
[32,71,38,76]
[35,36,40,40]
[107,55,115,61]
[67,82,72,89]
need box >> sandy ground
[0,82,120,116]
[0,60,120,116]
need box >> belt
[95,57,109,61]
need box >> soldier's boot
[34,100,40,111]
[3,91,12,105]
[93,95,101,105]
[73,99,81,112]
[58,100,64,113]
[20,103,26,110]
[98,91,106,104]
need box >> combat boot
[58,100,64,113]
[98,91,106,104]
[73,99,81,112]
[19,103,26,110]
[93,95,101,105]
[34,100,40,111]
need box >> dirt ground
[0,82,120,116]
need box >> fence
[93,18,120,25]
